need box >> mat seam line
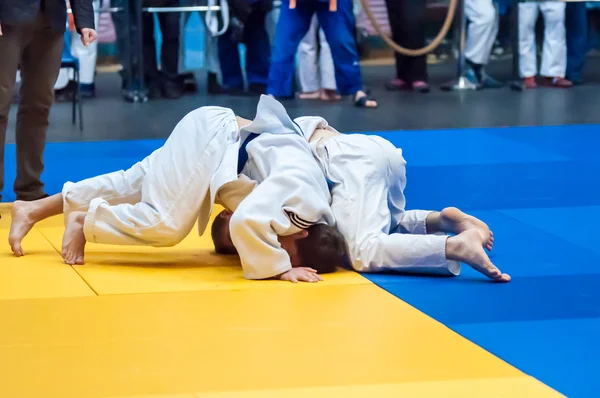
[35,225,100,296]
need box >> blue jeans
[267,0,362,97]
[565,2,588,81]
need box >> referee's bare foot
[446,230,510,282]
[62,211,87,265]
[440,207,494,251]
[8,201,37,256]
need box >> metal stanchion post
[509,0,524,91]
[134,0,147,100]
[440,0,478,91]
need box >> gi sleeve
[228,176,303,280]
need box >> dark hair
[211,211,238,255]
[296,224,348,274]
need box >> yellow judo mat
[0,203,561,398]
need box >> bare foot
[61,212,87,265]
[440,207,494,251]
[297,91,321,100]
[320,89,341,102]
[446,229,510,283]
[8,201,37,256]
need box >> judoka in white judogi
[293,116,510,282]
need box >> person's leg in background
[217,22,244,94]
[15,13,64,201]
[316,0,377,107]
[55,0,101,101]
[242,5,271,94]
[266,0,314,98]
[70,0,101,97]
[384,0,428,93]
[539,1,571,87]
[518,2,540,88]
[0,25,27,202]
[296,15,321,98]
[317,21,338,100]
[157,0,183,98]
[565,1,588,84]
[464,0,502,88]
[142,4,161,98]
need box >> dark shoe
[207,72,220,94]
[248,83,266,95]
[161,80,184,99]
[54,80,77,102]
[179,72,198,93]
[480,70,503,89]
[80,83,96,98]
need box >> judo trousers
[267,0,362,97]
[62,107,239,246]
[320,134,460,275]
[518,1,567,78]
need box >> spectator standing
[55,0,101,100]
[565,1,588,85]
[295,15,339,101]
[0,0,96,202]
[217,0,272,95]
[383,0,430,93]
[518,1,572,88]
[267,0,377,108]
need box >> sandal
[353,92,378,108]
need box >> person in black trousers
[142,0,183,99]
[0,0,96,204]
[383,0,430,93]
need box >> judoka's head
[287,224,348,274]
[211,210,238,255]
[211,211,348,273]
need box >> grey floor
[6,58,600,144]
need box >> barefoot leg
[8,194,63,256]
[437,207,494,250]
[446,230,510,282]
[61,211,87,265]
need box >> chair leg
[72,68,77,125]
[76,70,83,132]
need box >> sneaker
[161,80,184,99]
[480,69,503,89]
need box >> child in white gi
[212,117,511,283]
[519,1,572,88]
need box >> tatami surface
[0,202,558,398]
[4,123,599,397]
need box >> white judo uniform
[62,106,241,247]
[294,117,460,276]
[61,95,333,280]
[464,0,498,65]
[518,1,566,78]
[217,96,335,280]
